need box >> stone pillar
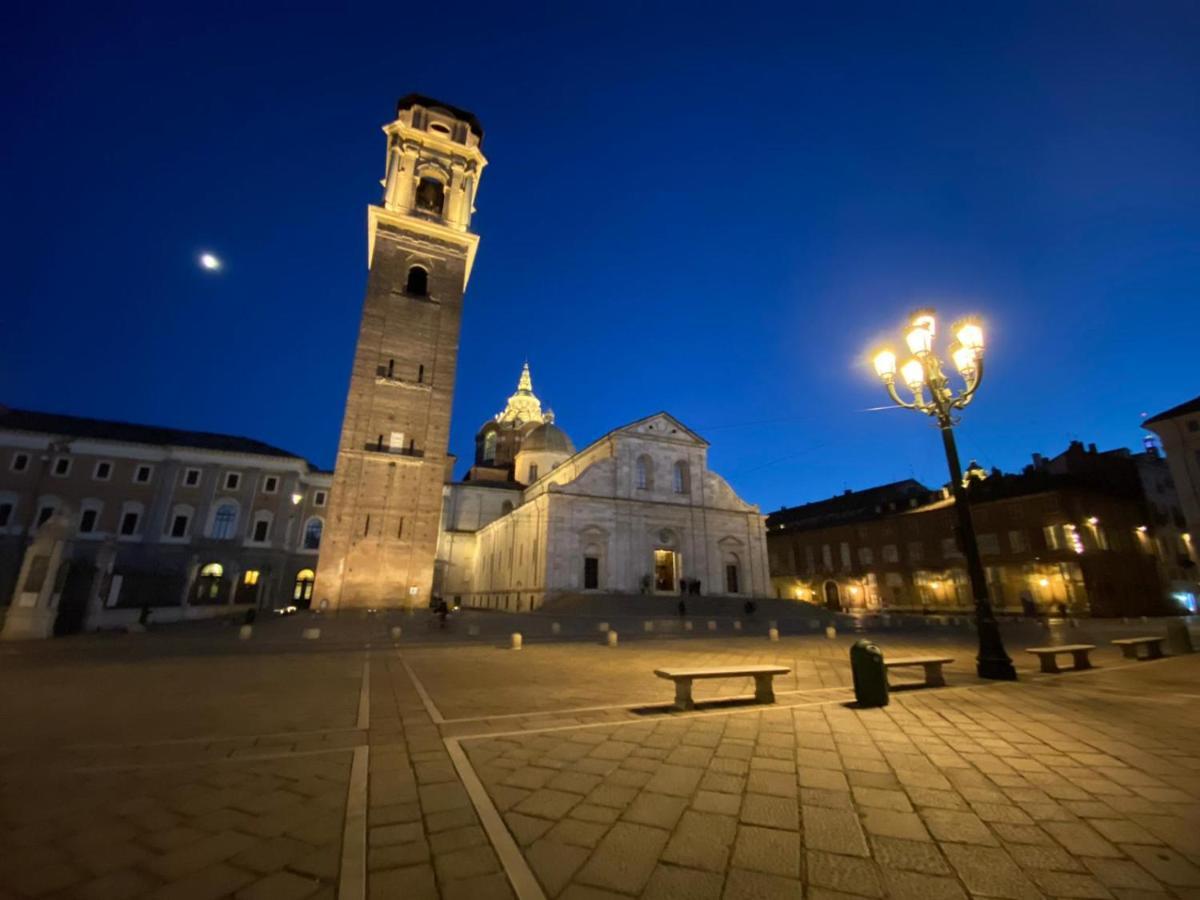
[1,508,73,640]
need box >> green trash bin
[850,639,889,708]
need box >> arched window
[303,517,323,550]
[483,430,497,462]
[210,503,238,539]
[293,568,315,605]
[200,562,223,578]
[405,266,429,296]
[414,177,445,215]
[196,562,225,603]
[635,455,654,490]
[673,461,690,494]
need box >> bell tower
[316,94,487,609]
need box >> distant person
[744,599,757,617]
[434,597,449,629]
[138,604,151,627]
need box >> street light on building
[871,309,1017,680]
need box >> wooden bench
[654,665,790,711]
[1025,644,1096,673]
[1112,636,1166,660]
[884,656,953,687]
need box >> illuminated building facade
[0,407,330,639]
[315,95,486,610]
[767,442,1194,617]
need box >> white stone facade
[437,413,769,610]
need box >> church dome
[522,422,575,455]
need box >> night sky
[3,3,1198,513]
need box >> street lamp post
[872,310,1017,680]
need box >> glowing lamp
[900,358,925,391]
[955,320,984,352]
[1086,517,1098,526]
[873,349,897,379]
[1038,577,1049,587]
[1136,525,1148,534]
[291,493,303,506]
[952,344,977,374]
[905,324,933,356]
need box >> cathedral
[316,94,768,610]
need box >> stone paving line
[2,629,1199,900]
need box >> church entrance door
[654,550,679,593]
[824,580,841,611]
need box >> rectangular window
[314,491,327,507]
[134,465,153,484]
[93,461,113,481]
[223,472,241,490]
[529,463,539,481]
[120,511,139,536]
[583,556,599,589]
[857,547,874,566]
[839,542,851,570]
[725,564,740,594]
[79,508,99,534]
[977,533,1001,556]
[907,541,923,562]
[183,468,201,487]
[53,457,71,477]
[1008,529,1028,553]
[1043,525,1061,550]
[263,475,279,494]
[252,519,269,542]
[11,452,30,472]
[882,544,899,563]
[821,544,833,570]
[170,514,189,538]
[0,502,12,527]
[941,537,962,558]
[244,570,260,585]
[37,505,56,527]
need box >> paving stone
[1083,858,1165,891]
[920,808,997,845]
[1120,845,1200,887]
[731,825,801,878]
[1006,839,1087,872]
[369,821,423,847]
[643,863,724,900]
[433,843,501,882]
[1029,870,1115,898]
[77,868,158,900]
[369,839,430,869]
[942,843,1042,900]
[514,788,582,820]
[149,862,255,900]
[369,863,438,900]
[807,850,883,897]
[575,822,670,894]
[1046,822,1125,859]
[527,838,590,895]
[722,867,804,899]
[234,870,322,900]
[145,830,257,880]
[852,786,913,811]
[662,811,738,872]
[623,792,688,829]
[644,764,705,798]
[880,867,968,900]
[803,805,870,856]
[430,824,488,854]
[545,818,609,849]
[860,807,931,841]
[740,794,799,831]
[869,836,952,874]
[694,789,742,816]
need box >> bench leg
[753,674,775,705]
[674,679,694,711]
[1039,655,1061,674]
[1119,644,1138,660]
[1145,643,1164,660]
[1072,650,1092,670]
[923,662,946,687]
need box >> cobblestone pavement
[2,612,1198,900]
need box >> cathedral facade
[435,368,770,610]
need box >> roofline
[1143,394,1200,426]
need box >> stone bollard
[302,627,320,640]
[607,630,618,647]
[511,633,523,650]
[733,621,743,631]
[238,625,253,640]
[468,624,480,637]
[390,626,403,640]
[825,625,837,640]
[684,621,693,632]
[644,621,654,633]
[768,627,779,642]
[598,621,609,633]
[551,622,561,635]
[707,620,717,631]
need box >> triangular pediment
[616,412,708,446]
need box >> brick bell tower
[316,95,486,610]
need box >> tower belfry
[316,95,487,609]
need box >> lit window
[211,504,237,539]
[243,570,260,586]
[1043,525,1061,550]
[93,461,113,481]
[200,562,223,577]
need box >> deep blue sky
[3,3,1198,513]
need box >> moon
[199,252,222,271]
